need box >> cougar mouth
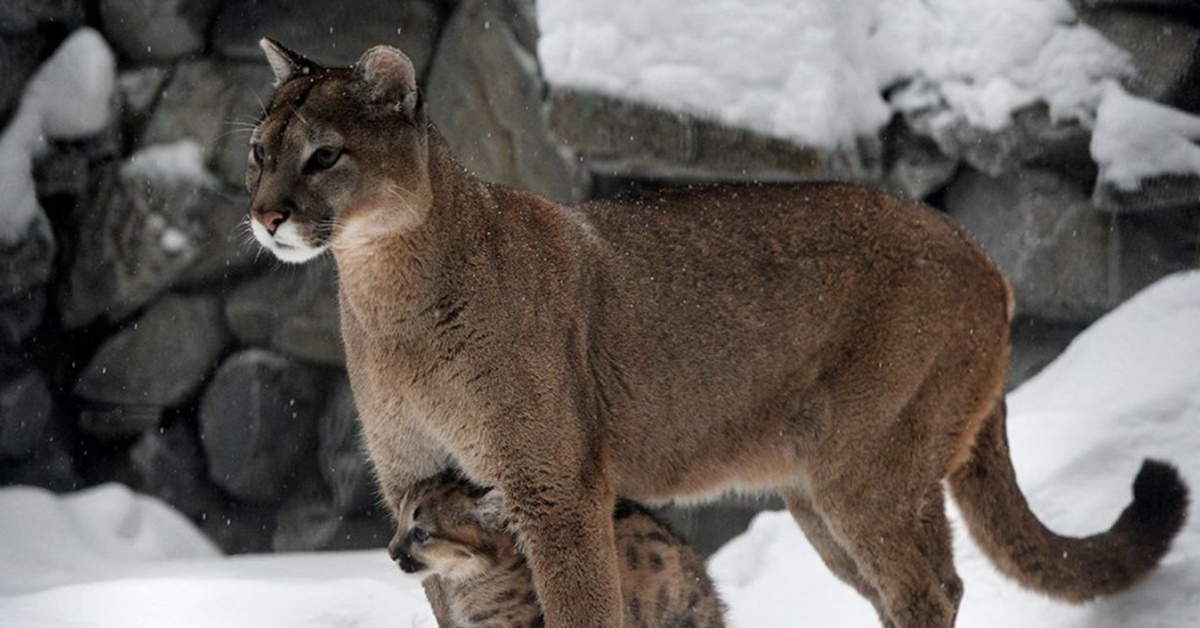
[250,218,327,264]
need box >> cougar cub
[391,473,725,628]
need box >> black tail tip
[1131,459,1189,529]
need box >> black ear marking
[259,38,320,87]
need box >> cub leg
[778,486,893,628]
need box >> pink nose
[252,209,290,235]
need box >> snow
[121,140,219,188]
[0,28,115,243]
[2,270,1199,627]
[537,0,1131,149]
[1091,81,1200,191]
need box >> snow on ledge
[1091,81,1200,192]
[0,28,115,243]
[121,140,220,188]
[537,0,1131,150]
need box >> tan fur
[247,40,1189,628]
[390,474,725,628]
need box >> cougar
[245,38,1188,628]
[390,472,725,628]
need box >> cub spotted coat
[245,39,1189,628]
[391,473,725,628]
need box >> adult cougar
[245,39,1188,628]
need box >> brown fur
[390,473,725,628]
[246,40,1189,628]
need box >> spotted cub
[390,473,725,628]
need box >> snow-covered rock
[0,28,115,244]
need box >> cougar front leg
[467,399,623,628]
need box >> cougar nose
[252,209,290,236]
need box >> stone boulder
[199,349,329,503]
[318,378,374,517]
[0,368,52,460]
[74,294,228,436]
[58,145,254,329]
[99,0,220,64]
[129,420,220,518]
[225,258,343,365]
[138,60,274,188]
[427,0,589,203]
[946,167,1194,323]
[211,0,441,74]
[1080,5,1200,111]
[548,90,880,186]
[0,213,53,347]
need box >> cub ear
[470,488,507,529]
[354,45,420,118]
[259,38,319,87]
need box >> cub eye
[412,528,430,543]
[252,144,264,163]
[306,146,341,172]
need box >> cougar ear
[259,38,318,87]
[354,45,419,118]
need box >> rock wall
[0,0,1196,555]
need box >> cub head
[245,38,430,263]
[388,472,512,582]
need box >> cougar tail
[948,401,1189,603]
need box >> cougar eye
[412,528,430,543]
[252,143,264,163]
[306,146,341,172]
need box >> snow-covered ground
[2,271,1198,627]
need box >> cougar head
[245,38,430,263]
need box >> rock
[78,405,163,439]
[211,0,441,74]
[904,103,1092,178]
[129,421,218,517]
[139,60,275,187]
[0,369,52,459]
[271,468,340,552]
[548,90,880,185]
[99,0,219,64]
[0,1,84,35]
[1093,174,1200,213]
[946,168,1194,323]
[0,213,54,347]
[0,33,46,126]
[318,378,374,516]
[1080,6,1200,112]
[1007,317,1086,389]
[58,150,254,329]
[427,0,589,203]
[75,294,228,415]
[117,67,171,129]
[880,118,960,200]
[225,258,344,365]
[199,349,329,503]
[0,436,78,491]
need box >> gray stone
[75,294,228,409]
[130,421,217,517]
[271,468,340,552]
[1080,7,1200,112]
[199,349,328,503]
[79,405,163,439]
[0,369,52,460]
[0,436,78,491]
[225,258,344,365]
[0,0,84,35]
[548,90,880,185]
[0,213,54,347]
[946,168,1193,322]
[1093,173,1200,213]
[904,103,1091,178]
[117,67,171,127]
[654,494,784,558]
[427,0,590,203]
[1007,317,1086,389]
[0,33,46,126]
[58,161,254,329]
[880,119,960,200]
[99,0,219,64]
[139,60,275,188]
[211,0,441,75]
[318,378,374,516]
